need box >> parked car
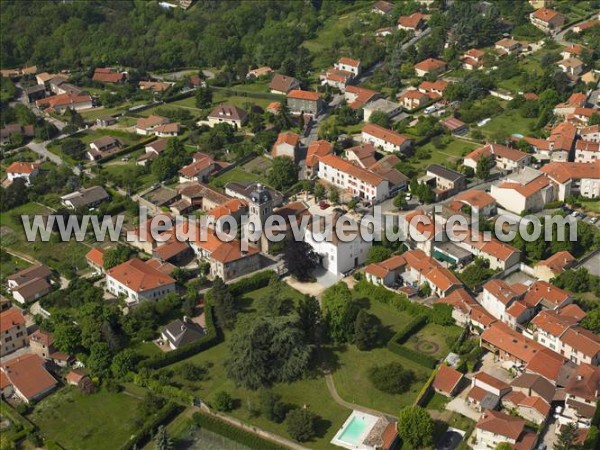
[319,201,330,210]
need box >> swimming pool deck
[330,410,381,450]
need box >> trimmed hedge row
[387,315,438,369]
[191,412,288,450]
[138,303,219,369]
[0,400,36,444]
[228,270,277,297]
[120,402,182,450]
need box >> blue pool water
[337,416,368,444]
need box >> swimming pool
[331,411,380,450]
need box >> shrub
[213,391,234,412]
[228,270,277,297]
[368,362,417,394]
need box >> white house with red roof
[432,365,464,397]
[398,89,430,110]
[0,354,58,403]
[402,249,462,297]
[461,48,485,70]
[558,363,600,429]
[6,161,40,185]
[361,123,413,154]
[490,167,555,214]
[364,255,407,287]
[397,12,427,31]
[414,58,447,77]
[271,131,300,161]
[575,140,600,163]
[540,161,600,200]
[106,258,176,305]
[580,124,599,143]
[475,409,537,450]
[481,279,525,322]
[530,7,565,33]
[334,57,361,76]
[305,140,333,178]
[534,251,576,282]
[0,308,28,357]
[463,144,531,173]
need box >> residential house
[334,57,361,77]
[397,12,427,32]
[154,123,180,137]
[530,7,565,33]
[105,258,176,306]
[553,93,588,118]
[398,89,430,110]
[475,410,537,450]
[435,288,479,327]
[344,85,382,110]
[7,265,52,305]
[561,44,585,60]
[305,140,334,178]
[269,74,300,95]
[414,58,447,77]
[178,182,230,213]
[440,117,467,135]
[87,136,123,160]
[346,143,378,168]
[371,0,394,15]
[96,115,117,127]
[525,347,576,386]
[0,123,34,145]
[317,154,390,202]
[178,152,229,184]
[137,138,169,166]
[490,167,554,214]
[246,66,272,79]
[558,363,600,429]
[540,161,600,200]
[362,99,402,122]
[451,189,497,217]
[557,58,584,78]
[481,279,525,321]
[65,369,89,388]
[320,68,354,91]
[575,140,599,163]
[60,186,110,210]
[36,93,93,113]
[369,154,409,194]
[225,181,284,207]
[92,67,125,84]
[463,144,531,173]
[461,48,486,70]
[0,308,28,357]
[419,164,466,200]
[481,322,544,367]
[364,255,407,287]
[418,80,449,98]
[205,104,248,128]
[85,247,105,274]
[534,251,576,282]
[523,121,577,162]
[29,329,71,366]
[432,365,464,397]
[271,131,300,161]
[580,124,599,143]
[304,213,372,276]
[523,280,572,312]
[402,249,462,297]
[495,38,523,56]
[361,123,413,154]
[135,115,170,135]
[6,162,40,186]
[287,90,323,116]
[161,317,206,350]
[139,81,172,92]
[473,372,512,398]
[0,354,58,403]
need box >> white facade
[105,274,175,306]
[317,158,389,202]
[361,130,408,154]
[7,169,38,185]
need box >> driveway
[283,267,341,298]
[446,396,480,422]
[581,251,600,277]
[479,352,514,384]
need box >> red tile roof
[362,123,412,147]
[414,58,447,72]
[403,249,461,293]
[532,7,562,23]
[287,90,320,101]
[483,279,521,306]
[92,68,124,83]
[433,365,464,395]
[523,281,570,308]
[86,247,105,267]
[525,348,566,384]
[1,354,57,401]
[6,162,40,174]
[453,190,495,209]
[365,255,407,278]
[535,251,575,276]
[540,161,600,184]
[338,57,360,67]
[319,154,385,186]
[0,308,25,333]
[565,363,600,401]
[106,258,175,293]
[481,322,544,364]
[35,93,92,111]
[465,143,529,163]
[473,371,511,392]
[561,327,600,360]
[306,140,333,168]
[476,409,525,441]
[397,12,426,29]
[558,304,587,322]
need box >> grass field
[31,388,142,450]
[210,166,263,188]
[478,109,537,139]
[80,100,148,121]
[403,323,462,360]
[0,253,30,285]
[409,137,479,171]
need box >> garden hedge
[138,303,220,370]
[386,315,438,369]
[191,412,288,450]
[120,402,181,450]
[228,270,277,297]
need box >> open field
[403,323,462,360]
[210,166,263,188]
[478,109,537,139]
[30,388,142,450]
[409,137,479,171]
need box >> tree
[581,309,600,335]
[296,295,322,344]
[397,406,434,448]
[322,283,361,343]
[259,390,287,423]
[393,193,407,210]
[284,240,319,281]
[328,186,340,204]
[286,408,316,442]
[207,277,237,329]
[111,349,139,379]
[554,422,580,450]
[476,155,491,180]
[225,315,312,389]
[61,138,86,160]
[53,322,81,354]
[313,183,326,200]
[369,110,391,128]
[268,156,298,191]
[87,342,112,376]
[367,246,393,264]
[495,444,513,450]
[354,310,380,351]
[369,362,416,394]
[589,112,600,126]
[103,245,136,270]
[213,391,234,412]
[154,426,172,450]
[195,85,212,108]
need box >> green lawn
[478,109,537,139]
[212,92,274,109]
[209,166,263,188]
[580,199,600,213]
[0,253,30,286]
[77,128,142,146]
[425,392,450,412]
[80,100,147,121]
[409,137,479,172]
[30,387,142,450]
[403,323,462,360]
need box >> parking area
[478,352,514,384]
[582,252,600,277]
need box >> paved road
[553,13,598,46]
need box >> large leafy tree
[285,408,317,442]
[207,277,237,330]
[397,406,434,448]
[321,283,361,343]
[354,310,380,351]
[268,156,298,191]
[283,240,319,282]
[554,422,580,450]
[225,315,312,390]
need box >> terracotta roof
[532,7,562,23]
[210,240,259,264]
[518,395,551,417]
[35,93,92,111]
[306,140,333,168]
[535,251,575,276]
[435,287,477,313]
[414,58,447,72]
[523,281,570,308]
[465,143,529,163]
[433,365,464,395]
[561,327,600,360]
[92,68,123,83]
[453,190,495,209]
[397,12,426,29]
[563,44,584,55]
[465,48,485,58]
[403,249,461,293]
[511,373,556,404]
[179,154,214,178]
[362,123,412,147]
[154,241,190,261]
[269,74,299,93]
[365,255,406,278]
[558,304,587,322]
[469,304,497,328]
[468,385,488,402]
[525,348,568,384]
[272,131,300,156]
[208,104,248,122]
[0,308,26,333]
[400,89,429,101]
[29,329,53,347]
[565,363,600,401]
[373,0,394,13]
[581,124,599,135]
[380,421,398,449]
[418,80,449,93]
[287,90,320,101]
[154,123,179,134]
[106,258,175,293]
[474,371,511,392]
[338,57,360,67]
[497,176,551,199]
[483,279,521,306]
[540,161,600,184]
[523,93,539,100]
[207,198,247,220]
[476,409,525,441]
[1,354,57,401]
[6,161,40,174]
[66,369,86,385]
[137,115,169,130]
[496,38,520,48]
[481,322,543,364]
[319,154,385,186]
[345,85,381,109]
[576,140,600,152]
[440,117,466,131]
[347,143,378,167]
[506,301,529,318]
